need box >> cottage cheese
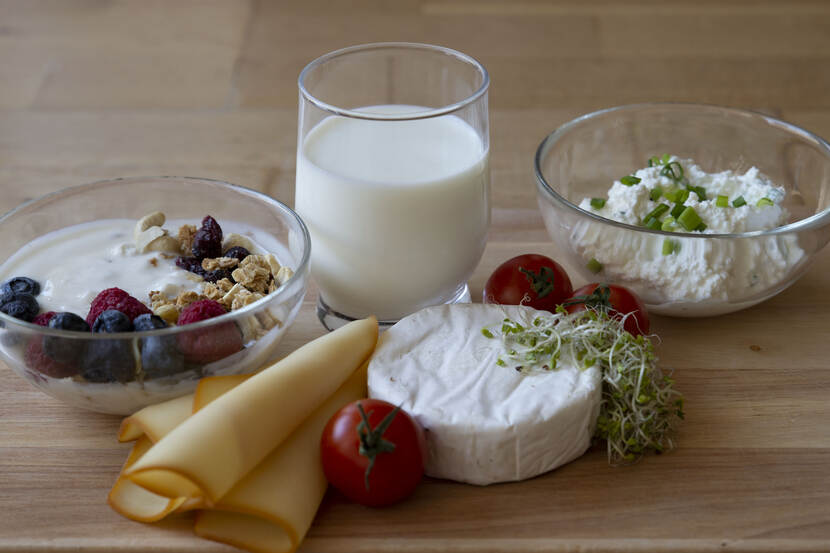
[574,158,805,316]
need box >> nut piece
[178,224,197,255]
[144,234,181,254]
[201,257,238,272]
[223,233,256,253]
[135,226,166,253]
[154,304,179,324]
[134,212,166,240]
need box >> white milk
[295,106,490,321]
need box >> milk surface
[295,106,490,320]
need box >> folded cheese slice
[125,316,378,504]
[193,361,368,553]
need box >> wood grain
[1,1,830,552]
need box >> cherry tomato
[483,254,573,312]
[563,283,650,336]
[320,398,426,507]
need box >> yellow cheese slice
[125,316,378,503]
[118,394,194,443]
[110,378,247,521]
[194,361,368,553]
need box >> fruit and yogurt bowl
[535,103,830,317]
[0,177,309,414]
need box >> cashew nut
[134,212,166,240]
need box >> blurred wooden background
[2,1,830,552]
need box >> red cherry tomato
[563,283,650,336]
[320,399,426,507]
[483,254,573,312]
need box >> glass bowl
[0,177,309,414]
[535,104,830,317]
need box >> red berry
[178,299,226,325]
[86,288,151,327]
[191,215,223,259]
[24,337,80,378]
[32,311,56,326]
[177,323,243,365]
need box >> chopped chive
[732,195,747,207]
[586,258,603,273]
[695,222,707,232]
[496,358,506,367]
[481,328,494,339]
[643,203,670,222]
[756,197,774,207]
[675,189,690,204]
[590,197,606,209]
[644,217,662,230]
[686,185,707,201]
[662,239,679,255]
[660,161,685,184]
[670,202,686,219]
[661,153,671,164]
[661,216,676,231]
[677,206,703,231]
[663,189,678,202]
[649,186,663,201]
[620,175,641,186]
[716,195,729,207]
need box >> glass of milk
[296,43,490,329]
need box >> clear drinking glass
[296,43,490,329]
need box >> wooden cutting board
[1,239,829,552]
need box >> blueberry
[141,336,185,379]
[133,314,184,378]
[82,339,136,383]
[133,313,167,331]
[191,215,223,259]
[0,292,39,322]
[92,310,133,333]
[223,246,250,262]
[1,277,41,298]
[44,312,90,363]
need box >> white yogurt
[295,105,490,321]
[572,158,805,316]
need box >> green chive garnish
[732,195,747,207]
[643,204,670,223]
[686,185,707,201]
[677,206,703,231]
[670,202,686,219]
[663,189,678,203]
[661,216,676,231]
[481,328,494,339]
[757,197,774,207]
[675,189,690,204]
[620,175,641,186]
[586,258,603,273]
[590,198,606,209]
[662,239,679,255]
[716,195,729,207]
[695,222,707,232]
[649,186,663,201]
[644,217,661,230]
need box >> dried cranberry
[175,256,206,277]
[191,215,223,259]
[203,268,232,283]
[223,246,250,262]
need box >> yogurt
[295,105,490,321]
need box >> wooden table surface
[2,1,830,552]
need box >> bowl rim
[0,176,311,338]
[534,102,830,239]
[298,41,490,121]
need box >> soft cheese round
[368,303,601,486]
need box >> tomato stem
[561,284,612,309]
[356,402,399,490]
[519,266,556,298]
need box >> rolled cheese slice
[126,316,378,503]
[368,304,601,485]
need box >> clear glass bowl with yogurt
[535,104,830,317]
[0,177,309,413]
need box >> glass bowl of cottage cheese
[0,177,309,413]
[535,103,830,317]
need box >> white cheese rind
[368,304,601,486]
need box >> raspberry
[32,311,56,326]
[86,288,151,327]
[24,337,80,378]
[178,299,227,325]
[176,299,241,365]
[177,323,243,365]
[191,215,223,259]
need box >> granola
[177,224,197,255]
[201,256,239,272]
